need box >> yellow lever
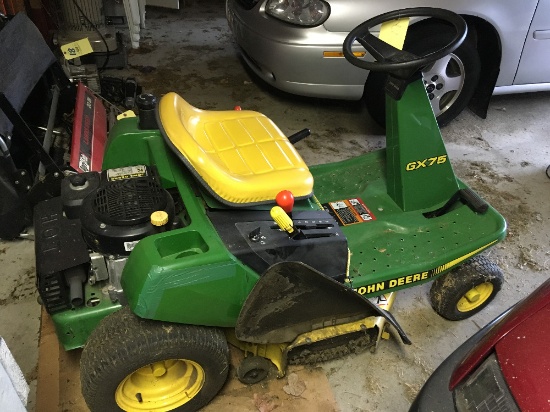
[270,206,295,235]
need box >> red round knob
[234,105,242,111]
[276,190,294,213]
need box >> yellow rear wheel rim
[457,282,494,312]
[115,359,205,411]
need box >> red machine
[70,83,107,173]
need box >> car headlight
[265,0,330,26]
[454,353,520,412]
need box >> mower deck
[311,149,507,297]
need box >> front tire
[430,255,503,321]
[81,307,230,412]
[364,21,481,127]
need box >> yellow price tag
[379,18,410,50]
[61,38,94,60]
[117,110,137,120]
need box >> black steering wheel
[343,8,467,74]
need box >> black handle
[459,188,488,214]
[288,128,310,144]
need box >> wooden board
[36,310,340,411]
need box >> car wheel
[364,21,480,127]
[430,255,503,321]
[80,307,230,412]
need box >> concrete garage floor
[1,1,549,411]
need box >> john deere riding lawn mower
[34,8,506,411]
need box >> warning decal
[325,198,376,226]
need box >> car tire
[364,21,480,127]
[430,255,503,321]
[80,307,230,412]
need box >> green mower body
[43,75,505,351]
[32,9,509,412]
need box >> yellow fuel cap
[150,211,169,227]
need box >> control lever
[270,206,306,240]
[275,190,294,214]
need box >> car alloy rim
[457,282,494,312]
[421,52,465,117]
[115,359,205,411]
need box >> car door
[514,0,550,84]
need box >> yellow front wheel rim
[115,359,205,411]
[457,282,494,312]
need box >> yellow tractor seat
[157,92,314,206]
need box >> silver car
[226,0,550,125]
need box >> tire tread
[430,255,503,321]
[81,307,229,412]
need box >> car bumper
[226,0,368,100]
[409,309,510,412]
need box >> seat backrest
[158,92,314,206]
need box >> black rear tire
[364,20,480,127]
[430,255,503,321]
[81,307,230,412]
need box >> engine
[34,165,178,314]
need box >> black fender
[235,261,411,345]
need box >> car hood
[323,0,429,32]
[323,0,468,33]
[495,303,550,411]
